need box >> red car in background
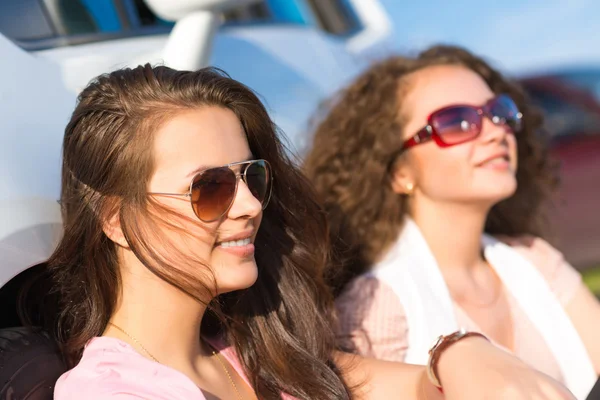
[519,69,600,270]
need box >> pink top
[54,336,294,399]
[336,237,582,383]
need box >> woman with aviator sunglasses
[41,63,575,400]
[305,45,600,399]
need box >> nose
[227,179,262,220]
[479,115,510,144]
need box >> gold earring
[405,183,414,195]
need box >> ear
[102,204,130,249]
[389,156,417,196]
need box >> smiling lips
[216,231,255,257]
[220,237,252,248]
[477,152,511,170]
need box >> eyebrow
[186,165,210,178]
[186,155,255,178]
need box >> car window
[128,0,359,35]
[528,88,600,139]
[223,2,272,23]
[305,0,360,35]
[556,71,600,103]
[0,0,55,41]
[49,0,122,35]
[0,0,122,43]
[1,0,362,50]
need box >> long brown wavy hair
[44,64,351,399]
[304,45,558,294]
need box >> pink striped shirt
[335,237,582,383]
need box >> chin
[475,172,517,197]
[481,183,517,205]
[215,259,259,294]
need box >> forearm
[334,351,443,400]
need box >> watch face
[429,335,445,355]
[429,330,469,355]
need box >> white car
[0,0,391,397]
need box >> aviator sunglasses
[402,94,523,150]
[150,159,272,222]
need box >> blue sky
[378,0,600,74]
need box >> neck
[107,252,213,366]
[410,197,491,271]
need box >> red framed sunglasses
[402,94,523,150]
[149,159,273,222]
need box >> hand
[437,336,575,400]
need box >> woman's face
[148,106,263,295]
[394,65,518,208]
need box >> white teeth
[220,238,251,248]
[482,156,508,166]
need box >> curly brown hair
[304,45,558,294]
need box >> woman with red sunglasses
[42,64,573,400]
[305,45,600,399]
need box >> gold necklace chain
[107,322,243,400]
[213,349,244,400]
[107,322,159,362]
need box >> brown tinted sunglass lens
[245,161,271,207]
[191,167,237,221]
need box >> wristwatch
[426,329,488,388]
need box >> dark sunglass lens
[191,167,236,221]
[490,95,523,132]
[245,161,272,208]
[432,106,481,144]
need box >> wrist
[427,330,489,389]
[440,333,490,361]
[419,369,445,400]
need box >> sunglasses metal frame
[149,159,272,222]
[401,94,523,151]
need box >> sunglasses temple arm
[147,192,191,198]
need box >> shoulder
[495,235,582,305]
[336,275,402,314]
[335,274,407,334]
[496,235,566,278]
[54,337,200,400]
[335,275,409,361]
